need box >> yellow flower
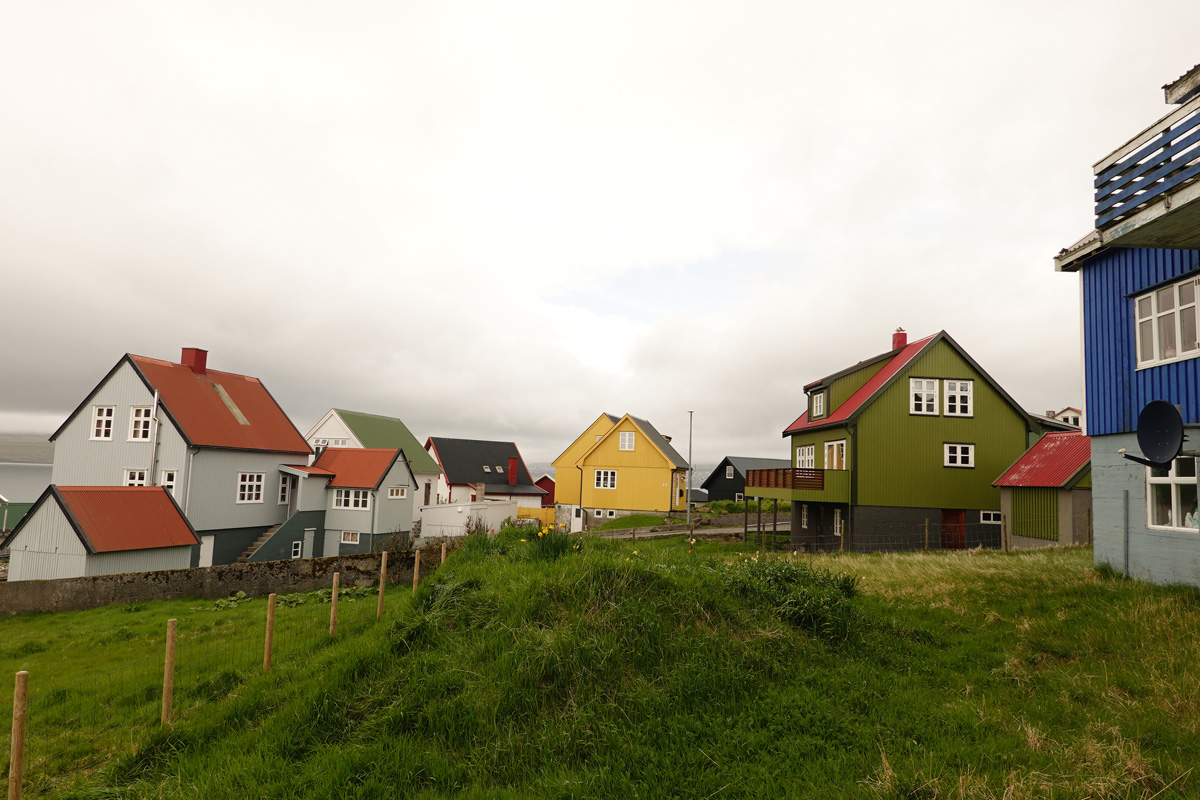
[520,538,526,542]
[538,531,544,537]
[632,550,638,555]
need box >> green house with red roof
[745,330,1045,552]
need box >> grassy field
[3,534,1199,798]
[593,513,666,530]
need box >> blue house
[1055,64,1200,586]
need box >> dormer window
[811,392,825,418]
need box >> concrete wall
[0,552,417,616]
[420,500,517,539]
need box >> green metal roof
[334,409,441,475]
[1,502,34,533]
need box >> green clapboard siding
[1012,487,1059,541]
[853,338,1029,510]
[1073,470,1092,490]
[828,360,888,412]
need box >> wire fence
[1,555,419,799]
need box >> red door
[941,510,965,550]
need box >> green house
[746,330,1045,552]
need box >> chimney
[892,328,907,350]
[508,456,518,485]
[181,347,208,374]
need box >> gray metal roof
[628,416,688,468]
[426,437,545,494]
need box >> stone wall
[0,550,428,616]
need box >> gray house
[49,348,312,566]
[2,486,200,582]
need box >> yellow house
[553,413,689,528]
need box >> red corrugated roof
[311,448,400,489]
[784,335,936,434]
[131,355,310,454]
[994,432,1091,488]
[287,465,336,477]
[57,487,199,553]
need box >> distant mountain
[0,433,53,464]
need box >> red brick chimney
[508,456,518,485]
[181,348,208,374]
[892,328,907,350]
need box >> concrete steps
[236,524,282,563]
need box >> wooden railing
[1094,93,1200,228]
[744,468,825,491]
[517,507,555,526]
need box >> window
[291,540,303,559]
[594,508,603,518]
[388,486,408,499]
[1136,275,1199,368]
[313,438,328,447]
[943,380,973,417]
[334,489,371,509]
[981,511,1001,524]
[596,434,603,441]
[1147,456,1198,530]
[619,431,635,450]
[833,508,844,536]
[124,469,147,486]
[595,470,617,489]
[735,492,744,502]
[796,445,815,469]
[607,510,616,518]
[824,440,846,470]
[278,475,290,505]
[128,406,153,440]
[160,470,177,497]
[237,473,264,503]
[495,465,504,473]
[811,392,825,418]
[482,465,492,472]
[944,443,974,468]
[91,406,114,440]
[910,379,938,415]
[801,504,808,529]
[340,531,360,545]
[725,465,735,480]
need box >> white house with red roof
[1,486,200,582]
[994,431,1093,549]
[48,348,312,567]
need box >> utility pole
[686,411,694,528]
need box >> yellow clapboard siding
[551,413,618,508]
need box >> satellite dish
[1121,400,1185,470]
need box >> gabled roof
[994,432,1091,489]
[52,353,311,455]
[701,457,790,489]
[628,416,688,468]
[3,486,200,554]
[311,448,403,490]
[784,335,936,435]
[331,409,441,474]
[425,437,545,496]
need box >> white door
[568,506,583,533]
[199,535,215,568]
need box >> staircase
[237,524,282,563]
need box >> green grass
[593,513,666,530]
[5,532,1200,798]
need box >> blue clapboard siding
[1081,247,1200,435]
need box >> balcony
[744,468,850,504]
[1092,92,1200,250]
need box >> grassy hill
[6,535,1200,798]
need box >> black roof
[427,437,545,494]
[701,456,791,489]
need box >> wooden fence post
[1003,517,1010,553]
[924,518,930,551]
[8,671,28,800]
[377,552,388,621]
[440,540,447,564]
[329,573,340,637]
[412,550,421,592]
[162,619,177,724]
[264,594,276,671]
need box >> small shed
[994,432,1092,548]
[702,457,790,503]
[2,486,200,582]
[535,474,556,507]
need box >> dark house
[701,457,790,503]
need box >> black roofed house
[423,437,546,509]
[702,457,791,503]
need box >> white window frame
[91,406,114,440]
[124,469,147,486]
[291,540,303,559]
[334,489,371,510]
[595,470,617,490]
[943,380,973,417]
[980,511,1001,524]
[340,531,360,545]
[237,472,265,503]
[160,470,177,497]
[833,508,844,536]
[278,475,290,505]
[594,508,604,518]
[910,379,938,415]
[801,504,808,529]
[943,443,975,468]
[1135,275,1199,369]
[1146,457,1198,531]
[735,492,744,502]
[128,406,153,440]
[607,509,616,518]
[811,392,825,418]
[725,465,734,480]
[482,465,492,473]
[824,440,846,470]
[796,445,815,469]
[496,465,505,474]
[388,486,408,499]
[619,431,635,451]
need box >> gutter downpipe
[183,450,196,516]
[147,389,161,484]
[1122,489,1130,578]
[578,465,585,528]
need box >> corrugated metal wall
[1012,487,1058,540]
[185,449,307,531]
[85,546,193,576]
[1082,247,1200,435]
[7,499,88,581]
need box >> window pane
[1180,280,1196,306]
[1139,320,1155,362]
[1152,483,1174,526]
[1158,286,1175,311]
[1179,483,1198,529]
[1138,296,1153,319]
[1176,457,1196,478]
[1158,312,1177,359]
[1181,306,1198,353]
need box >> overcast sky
[2,2,1197,467]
